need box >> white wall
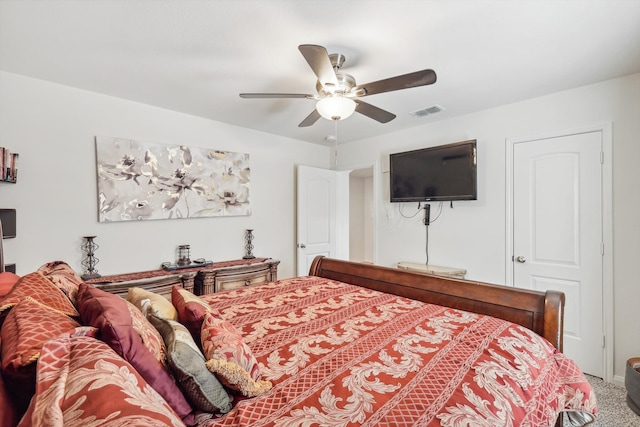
[338,73,640,384]
[0,71,329,279]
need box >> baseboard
[614,374,625,388]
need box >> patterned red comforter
[195,276,597,427]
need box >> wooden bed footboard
[309,256,565,351]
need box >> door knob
[298,243,306,248]
[515,256,526,263]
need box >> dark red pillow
[76,283,195,425]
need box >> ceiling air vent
[410,105,445,117]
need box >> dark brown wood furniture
[309,256,565,352]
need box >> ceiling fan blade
[298,44,338,88]
[239,93,314,99]
[298,109,321,127]
[354,69,437,97]
[354,100,396,123]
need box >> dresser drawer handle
[244,279,251,286]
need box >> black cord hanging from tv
[423,204,430,265]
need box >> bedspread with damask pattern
[196,276,597,427]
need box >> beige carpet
[569,375,640,426]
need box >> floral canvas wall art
[95,136,251,222]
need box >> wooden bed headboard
[309,256,565,352]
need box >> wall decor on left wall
[95,136,251,222]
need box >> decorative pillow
[148,313,232,413]
[125,300,167,365]
[76,283,194,425]
[1,296,81,372]
[127,287,178,321]
[0,272,78,327]
[18,333,185,427]
[201,311,272,397]
[0,272,20,298]
[37,260,84,304]
[172,285,220,339]
[0,296,82,417]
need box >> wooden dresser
[195,258,280,294]
[85,270,196,300]
[84,258,279,298]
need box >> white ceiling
[1,0,639,145]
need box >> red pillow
[1,296,81,418]
[0,272,19,298]
[201,311,272,397]
[0,272,78,328]
[125,300,167,365]
[172,285,219,340]
[76,283,194,425]
[20,333,185,426]
[1,297,81,372]
[37,260,84,304]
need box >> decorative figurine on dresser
[160,244,213,271]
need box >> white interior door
[511,131,604,377]
[296,165,337,276]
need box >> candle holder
[81,236,101,279]
[177,244,191,266]
[243,229,255,259]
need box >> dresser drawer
[195,259,279,295]
[216,270,270,292]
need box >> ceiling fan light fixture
[241,45,437,128]
[316,96,356,121]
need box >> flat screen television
[389,140,477,203]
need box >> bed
[0,256,597,426]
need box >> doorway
[506,124,613,380]
[296,163,376,276]
[349,166,374,264]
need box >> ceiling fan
[240,44,437,127]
